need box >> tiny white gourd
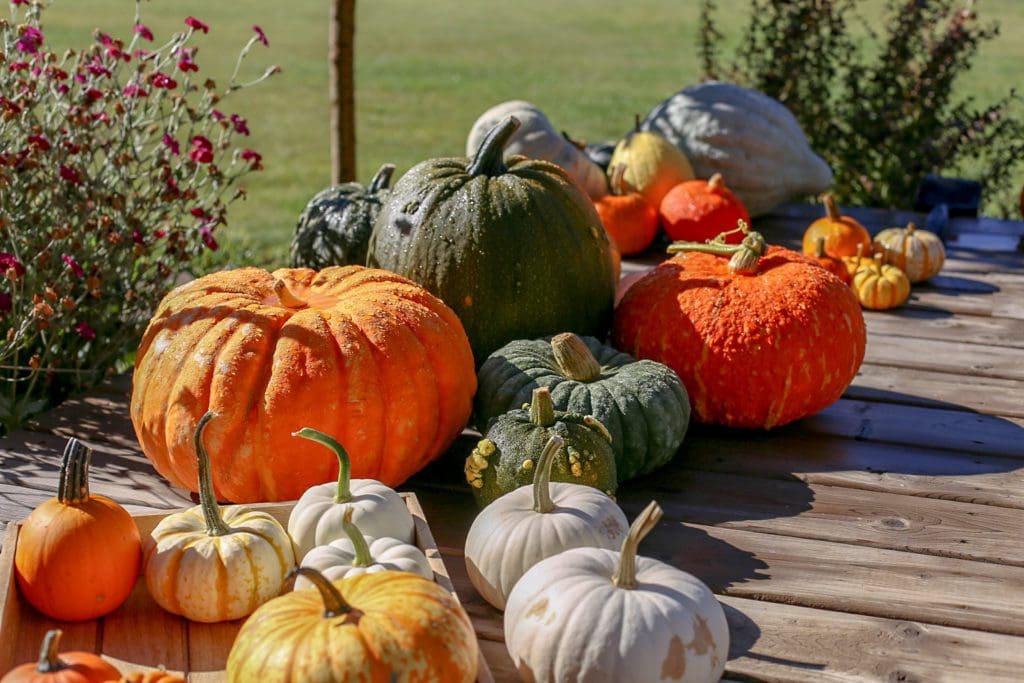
[640,81,833,216]
[144,412,296,623]
[294,507,431,590]
[464,435,628,611]
[466,100,609,199]
[287,428,414,559]
[505,501,729,683]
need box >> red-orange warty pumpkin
[613,225,866,429]
[659,173,750,244]
[131,266,476,502]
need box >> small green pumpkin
[367,116,616,362]
[290,163,395,269]
[476,333,689,482]
[465,386,616,507]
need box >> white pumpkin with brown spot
[144,412,296,623]
[464,435,628,611]
[504,501,729,683]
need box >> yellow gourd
[852,255,911,310]
[608,115,694,208]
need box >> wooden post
[329,0,356,184]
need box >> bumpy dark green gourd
[476,333,690,482]
[367,116,616,362]
[290,163,395,269]
[465,387,616,507]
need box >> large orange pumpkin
[613,223,866,429]
[0,630,121,683]
[14,440,142,622]
[131,266,476,502]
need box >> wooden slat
[101,581,188,676]
[907,286,1024,320]
[863,332,1024,381]
[848,364,1024,418]
[864,306,1024,349]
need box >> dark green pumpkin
[476,332,690,481]
[465,386,616,507]
[290,163,395,269]
[366,116,616,362]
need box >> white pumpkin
[464,435,628,611]
[505,501,729,683]
[287,428,414,559]
[144,412,296,623]
[873,222,945,283]
[466,100,609,199]
[640,81,833,216]
[294,506,432,590]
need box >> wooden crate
[0,493,494,682]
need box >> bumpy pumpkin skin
[290,164,395,270]
[131,266,475,502]
[613,246,866,429]
[368,117,616,363]
[475,335,689,482]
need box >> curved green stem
[36,629,67,673]
[341,507,374,567]
[551,333,602,382]
[612,501,663,589]
[289,567,355,619]
[368,163,395,193]
[529,387,556,428]
[533,435,565,514]
[194,411,232,536]
[667,219,766,275]
[293,428,352,503]
[57,438,92,505]
[467,116,520,177]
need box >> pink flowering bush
[0,1,277,430]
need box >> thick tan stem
[708,173,724,190]
[551,333,602,382]
[612,501,663,589]
[532,435,565,514]
[529,387,556,428]
[57,439,91,504]
[822,193,841,222]
[274,279,308,310]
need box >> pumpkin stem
[293,428,352,503]
[274,279,308,310]
[529,387,557,428]
[584,415,613,444]
[822,193,842,222]
[612,501,663,589]
[289,567,357,619]
[708,173,724,191]
[551,333,602,382]
[35,629,68,673]
[561,131,586,151]
[667,220,766,275]
[467,116,520,177]
[873,253,885,275]
[906,222,917,235]
[194,411,232,537]
[815,236,828,259]
[608,164,627,197]
[368,163,396,193]
[533,435,565,514]
[57,438,92,505]
[633,113,641,133]
[341,507,375,567]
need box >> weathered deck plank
[848,364,1024,418]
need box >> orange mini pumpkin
[659,173,750,244]
[811,236,851,285]
[614,222,866,429]
[131,266,476,502]
[14,441,142,622]
[594,165,659,256]
[0,629,121,683]
[117,670,185,683]
[802,193,872,258]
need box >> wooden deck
[2,204,1023,681]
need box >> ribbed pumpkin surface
[131,266,475,502]
[613,247,866,429]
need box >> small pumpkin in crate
[659,173,750,244]
[465,386,617,506]
[475,333,689,482]
[290,163,395,269]
[810,236,851,285]
[369,116,616,362]
[594,165,659,256]
[802,193,872,258]
[614,222,866,429]
[144,412,296,623]
[465,435,628,610]
[131,265,475,502]
[1,629,122,683]
[505,502,729,683]
[608,115,695,208]
[852,254,911,310]
[227,567,478,682]
[873,222,945,283]
[14,439,141,622]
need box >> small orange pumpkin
[659,173,750,244]
[811,236,851,285]
[0,629,121,683]
[802,193,872,258]
[594,165,658,256]
[117,671,185,683]
[14,440,142,622]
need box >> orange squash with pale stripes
[873,222,945,283]
[131,265,476,502]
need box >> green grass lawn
[38,1,1024,267]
